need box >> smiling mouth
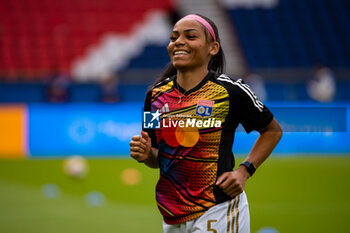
[173,50,190,56]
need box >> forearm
[244,118,283,169]
[245,132,281,169]
[143,147,159,169]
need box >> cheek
[197,44,209,58]
[167,43,173,56]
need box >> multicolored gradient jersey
[143,71,273,225]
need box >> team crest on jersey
[196,100,214,117]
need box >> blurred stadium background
[0,0,349,232]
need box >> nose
[174,35,185,46]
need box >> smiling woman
[129,14,282,233]
[168,18,219,75]
[158,14,224,89]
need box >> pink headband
[182,14,216,41]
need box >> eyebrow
[171,29,200,34]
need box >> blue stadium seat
[227,0,350,68]
[0,83,45,103]
[123,45,170,70]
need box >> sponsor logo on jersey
[196,100,214,117]
[160,103,170,113]
[162,118,221,128]
[143,110,161,129]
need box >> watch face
[241,161,256,176]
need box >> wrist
[237,165,251,179]
[239,161,256,177]
[139,148,152,163]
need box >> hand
[129,131,152,162]
[215,166,250,198]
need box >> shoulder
[152,76,175,90]
[145,75,175,102]
[212,73,265,110]
[210,72,248,96]
[214,73,237,86]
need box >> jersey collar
[173,70,215,96]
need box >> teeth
[174,51,188,55]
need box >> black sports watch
[239,161,256,176]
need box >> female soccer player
[129,14,282,233]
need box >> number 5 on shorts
[207,220,217,233]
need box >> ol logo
[196,100,214,117]
[143,110,161,129]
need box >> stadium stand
[0,0,349,102]
[0,0,173,80]
[225,0,350,68]
[123,45,169,70]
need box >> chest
[151,82,231,127]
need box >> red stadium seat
[0,0,174,80]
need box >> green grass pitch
[0,156,349,233]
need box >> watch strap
[240,161,256,176]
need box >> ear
[209,41,220,56]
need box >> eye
[185,33,199,40]
[169,36,177,42]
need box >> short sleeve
[232,80,273,133]
[142,90,159,148]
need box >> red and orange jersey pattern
[145,71,273,224]
[150,76,230,224]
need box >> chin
[172,62,189,70]
[173,65,191,72]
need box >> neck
[176,68,209,91]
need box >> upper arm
[231,79,273,133]
[258,117,283,136]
